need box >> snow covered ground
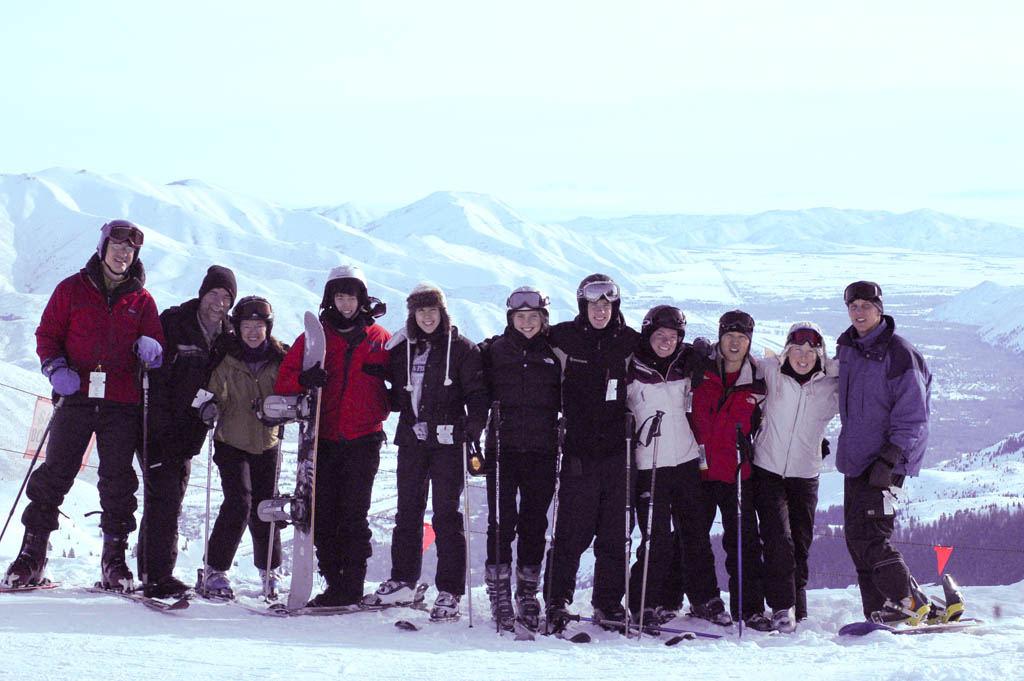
[2,558,1022,681]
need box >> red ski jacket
[276,318,391,441]
[689,353,766,483]
[35,256,164,405]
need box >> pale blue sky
[2,0,1022,223]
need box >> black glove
[868,443,902,489]
[298,361,329,389]
[362,363,388,380]
[692,337,714,358]
[821,438,831,459]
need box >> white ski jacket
[626,351,701,470]
[753,354,840,479]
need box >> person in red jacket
[688,310,769,630]
[274,265,391,607]
[3,220,165,592]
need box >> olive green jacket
[208,352,282,455]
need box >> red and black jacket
[35,255,164,405]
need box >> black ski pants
[485,449,557,567]
[544,452,627,612]
[752,465,818,616]
[206,440,281,573]
[314,433,382,601]
[844,470,911,618]
[22,397,139,537]
[391,442,465,596]
[629,460,719,615]
[699,478,765,620]
[138,440,192,582]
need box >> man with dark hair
[139,265,237,597]
[4,220,164,592]
[837,281,932,624]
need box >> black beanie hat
[199,265,237,306]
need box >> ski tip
[395,620,420,632]
[665,633,696,646]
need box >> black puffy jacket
[389,326,488,448]
[550,314,640,460]
[147,298,234,459]
[479,327,561,456]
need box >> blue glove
[134,336,163,369]
[42,357,80,396]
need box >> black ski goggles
[507,290,550,310]
[787,327,823,348]
[235,297,272,320]
[719,310,754,336]
[844,281,882,306]
[105,221,145,247]
[578,280,620,303]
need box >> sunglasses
[507,290,550,310]
[844,281,881,306]
[107,222,145,248]
[787,328,823,348]
[579,280,620,303]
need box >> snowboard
[256,311,326,610]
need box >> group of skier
[3,219,936,636]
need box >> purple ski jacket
[835,315,931,478]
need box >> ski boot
[485,564,516,632]
[940,574,965,622]
[2,529,49,588]
[870,576,931,626]
[544,598,572,634]
[99,534,135,592]
[429,590,461,622]
[142,574,191,599]
[689,596,733,626]
[361,579,421,607]
[593,602,630,633]
[258,568,282,601]
[744,612,774,632]
[196,567,234,600]
[770,606,797,633]
[514,564,543,632]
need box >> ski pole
[264,426,284,600]
[462,440,474,628]
[637,410,665,641]
[543,417,566,636]
[735,424,745,639]
[139,369,150,587]
[624,411,636,638]
[492,401,501,634]
[202,430,214,593]
[0,397,63,544]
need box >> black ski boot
[514,564,543,632]
[485,563,515,632]
[545,598,572,635]
[143,574,191,599]
[100,534,135,592]
[870,576,930,626]
[593,602,630,633]
[2,529,50,588]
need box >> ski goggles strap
[507,290,550,310]
[236,297,272,319]
[787,327,823,348]
[579,280,620,303]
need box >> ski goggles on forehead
[719,310,754,335]
[787,328,823,348]
[236,298,272,318]
[106,221,144,247]
[844,281,881,306]
[507,290,550,310]
[579,280,620,303]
